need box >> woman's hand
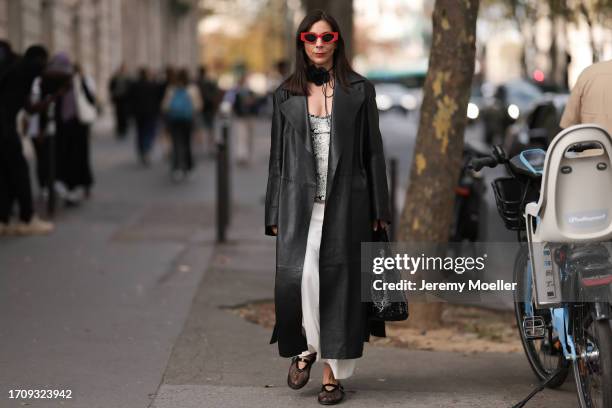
[271,225,278,235]
[372,219,389,231]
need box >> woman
[0,43,54,235]
[264,9,391,405]
[30,53,94,206]
[67,63,97,199]
[108,63,131,140]
[162,68,202,181]
[232,73,257,166]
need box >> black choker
[306,64,332,86]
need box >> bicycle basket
[491,177,536,230]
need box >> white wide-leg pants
[298,201,357,380]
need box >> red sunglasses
[300,31,338,44]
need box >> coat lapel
[326,75,365,200]
[279,95,311,154]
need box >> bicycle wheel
[574,312,612,408]
[513,246,569,388]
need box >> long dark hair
[282,9,355,96]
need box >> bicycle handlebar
[469,156,500,171]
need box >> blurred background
[1,0,610,234]
[1,1,611,407]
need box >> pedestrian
[33,54,96,206]
[158,66,177,161]
[267,60,290,95]
[560,59,612,134]
[108,63,131,139]
[69,63,97,198]
[160,66,176,100]
[129,67,161,166]
[0,40,14,78]
[232,73,257,166]
[264,10,391,405]
[196,65,220,156]
[162,68,202,181]
[27,52,73,204]
[0,42,54,235]
[263,60,289,116]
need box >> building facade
[0,0,200,101]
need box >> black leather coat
[264,71,391,359]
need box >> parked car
[373,82,421,113]
[504,93,568,157]
[480,79,543,144]
[368,69,427,114]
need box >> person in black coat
[264,10,391,405]
[196,65,220,155]
[32,53,95,206]
[129,67,162,166]
[108,63,131,139]
[0,42,54,234]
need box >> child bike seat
[525,124,612,242]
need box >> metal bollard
[224,120,232,226]
[216,120,230,242]
[389,158,397,241]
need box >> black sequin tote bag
[369,228,409,321]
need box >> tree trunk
[398,0,479,329]
[302,0,354,60]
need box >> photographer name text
[372,279,517,292]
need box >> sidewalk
[150,124,577,407]
[0,115,578,408]
[1,116,220,408]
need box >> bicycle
[470,124,612,408]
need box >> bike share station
[472,124,612,408]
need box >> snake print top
[308,113,331,202]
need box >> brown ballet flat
[318,381,345,405]
[287,352,317,389]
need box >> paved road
[380,111,518,309]
[0,114,577,407]
[379,110,513,242]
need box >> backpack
[232,88,255,117]
[167,88,193,121]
